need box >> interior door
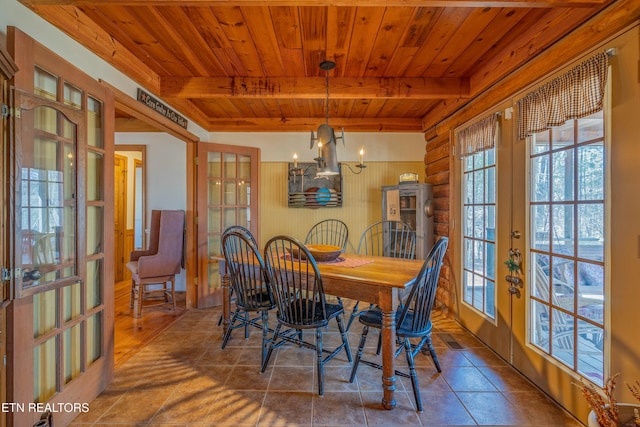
[196,143,260,308]
[8,87,109,426]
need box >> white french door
[456,105,607,421]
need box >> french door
[8,87,111,426]
[456,105,607,420]
[196,143,260,308]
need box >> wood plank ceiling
[20,0,613,132]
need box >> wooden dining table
[219,253,425,410]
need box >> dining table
[219,252,425,410]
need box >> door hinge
[1,105,21,119]
[2,267,17,281]
[193,277,198,286]
[194,156,198,166]
[194,216,198,225]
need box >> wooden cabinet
[382,183,434,260]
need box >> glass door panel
[197,143,260,308]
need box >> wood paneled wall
[259,161,424,253]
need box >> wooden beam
[160,76,470,99]
[421,0,639,134]
[23,4,161,93]
[21,0,609,7]
[206,117,423,132]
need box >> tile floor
[70,306,583,426]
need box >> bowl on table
[287,244,343,262]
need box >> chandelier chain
[325,70,329,124]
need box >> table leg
[221,273,230,337]
[380,298,397,410]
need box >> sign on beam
[137,88,188,129]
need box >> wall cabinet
[382,183,434,260]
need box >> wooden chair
[304,218,349,250]
[126,210,184,318]
[261,235,352,396]
[221,227,275,367]
[349,237,448,413]
[346,220,416,331]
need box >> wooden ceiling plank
[156,6,229,75]
[385,7,441,75]
[363,7,415,77]
[404,7,475,77]
[343,7,386,76]
[140,6,214,76]
[270,6,302,49]
[425,6,502,77]
[159,76,470,99]
[213,6,267,76]
[440,7,530,77]
[299,6,328,75]
[468,6,600,95]
[206,117,423,132]
[22,1,610,8]
[27,5,161,92]
[241,6,286,75]
[80,5,173,75]
[327,5,357,76]
[122,6,203,76]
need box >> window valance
[516,51,608,140]
[456,112,499,158]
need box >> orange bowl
[305,244,343,262]
[286,244,343,262]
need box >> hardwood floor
[114,279,186,368]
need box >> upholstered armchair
[126,210,185,317]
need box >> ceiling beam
[160,76,470,99]
[21,0,609,7]
[206,117,423,132]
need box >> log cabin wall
[424,132,452,316]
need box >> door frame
[101,81,200,309]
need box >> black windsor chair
[220,228,276,368]
[261,235,352,396]
[304,218,349,250]
[348,237,449,413]
[345,220,416,331]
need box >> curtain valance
[516,51,608,140]
[456,112,499,158]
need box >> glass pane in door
[21,107,77,288]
